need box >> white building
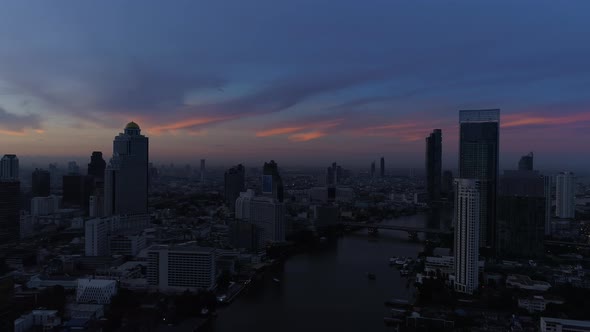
[109,231,146,256]
[147,244,216,293]
[556,172,575,219]
[76,279,118,304]
[104,122,149,216]
[518,295,564,313]
[31,195,61,216]
[14,310,61,332]
[85,218,109,256]
[506,274,551,291]
[540,317,590,332]
[453,179,480,295]
[236,190,285,243]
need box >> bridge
[339,222,452,235]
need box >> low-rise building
[518,295,564,313]
[14,310,61,332]
[506,275,551,292]
[76,279,118,304]
[540,317,590,332]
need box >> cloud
[502,111,590,128]
[0,106,42,135]
[288,131,327,142]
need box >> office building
[68,161,80,175]
[104,122,149,216]
[380,157,385,177]
[370,161,376,178]
[544,175,553,235]
[62,175,94,210]
[426,129,442,202]
[556,172,575,219]
[85,218,109,256]
[89,195,104,218]
[441,170,454,198]
[147,244,217,292]
[200,159,206,184]
[230,221,261,252]
[31,169,51,197]
[459,109,500,248]
[496,170,545,258]
[453,179,481,295]
[0,154,19,180]
[262,160,284,202]
[0,180,20,242]
[540,317,590,332]
[518,152,534,171]
[87,151,106,180]
[76,279,117,304]
[224,164,245,212]
[236,190,286,243]
[326,162,343,186]
[109,231,146,256]
[31,196,61,216]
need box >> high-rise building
[0,154,19,180]
[62,175,94,210]
[84,218,109,256]
[556,172,575,219]
[380,157,385,177]
[68,161,80,175]
[426,129,442,202]
[0,180,20,243]
[454,179,481,295]
[518,152,534,171]
[496,170,545,258]
[147,244,217,292]
[200,159,206,184]
[544,175,553,236]
[326,162,343,186]
[87,151,106,180]
[459,109,500,249]
[224,164,245,212]
[31,196,61,216]
[441,170,454,198]
[236,190,286,243]
[104,122,149,216]
[370,161,376,178]
[262,160,284,202]
[32,169,51,197]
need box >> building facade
[426,129,442,202]
[556,172,575,219]
[459,109,499,249]
[32,169,51,197]
[85,218,109,257]
[224,164,245,212]
[454,179,481,294]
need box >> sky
[1,1,589,171]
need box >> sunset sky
[1,1,589,170]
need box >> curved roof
[125,121,140,130]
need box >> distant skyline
[1,1,589,170]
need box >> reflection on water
[210,213,446,332]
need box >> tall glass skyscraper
[459,109,500,249]
[426,129,442,202]
[104,122,149,216]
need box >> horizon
[1,1,589,172]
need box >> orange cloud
[288,131,327,142]
[503,112,590,128]
[256,127,304,137]
[148,116,232,134]
[0,129,26,136]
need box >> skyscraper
[200,159,206,184]
[556,172,575,219]
[518,152,534,171]
[370,161,376,178]
[262,160,284,202]
[426,129,442,202]
[441,170,454,198]
[496,170,545,258]
[224,164,245,212]
[459,109,500,249]
[326,162,343,186]
[32,169,51,197]
[453,179,480,295]
[0,154,20,242]
[0,154,19,180]
[236,190,286,243]
[62,174,94,210]
[104,122,149,216]
[88,151,106,180]
[544,175,553,236]
[68,161,80,175]
[85,218,109,256]
[380,157,385,177]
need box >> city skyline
[0,1,589,170]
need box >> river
[209,213,446,332]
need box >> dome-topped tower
[124,121,141,135]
